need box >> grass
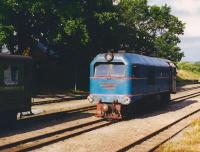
[177,70,200,81]
[177,62,200,74]
[158,119,200,152]
[177,69,200,86]
[176,62,200,86]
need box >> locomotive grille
[100,82,116,90]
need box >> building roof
[0,53,32,62]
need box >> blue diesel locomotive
[87,52,176,119]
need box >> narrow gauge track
[30,87,200,120]
[176,85,200,92]
[32,85,200,106]
[1,91,200,152]
[20,105,96,123]
[172,91,200,103]
[117,110,200,152]
[117,92,200,152]
[32,95,87,106]
[0,119,118,152]
[18,104,96,127]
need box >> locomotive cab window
[94,63,125,77]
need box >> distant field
[159,119,200,152]
[177,62,200,85]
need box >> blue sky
[148,0,200,62]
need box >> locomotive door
[170,67,176,93]
[168,62,176,93]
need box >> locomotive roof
[0,53,32,61]
[92,53,172,67]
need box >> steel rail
[32,95,87,106]
[1,91,200,151]
[117,92,200,152]
[148,124,190,152]
[0,119,117,152]
[171,91,200,103]
[32,85,200,106]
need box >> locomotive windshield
[94,63,125,77]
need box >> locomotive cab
[88,52,132,119]
[167,61,176,93]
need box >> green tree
[0,0,89,54]
[0,0,185,62]
[116,0,185,61]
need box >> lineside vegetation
[177,62,200,85]
[0,0,185,90]
[158,118,200,152]
[0,0,185,61]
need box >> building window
[4,65,19,85]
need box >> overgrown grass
[158,119,200,152]
[177,62,200,86]
[177,62,200,74]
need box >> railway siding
[29,84,200,119]
[0,85,200,152]
[31,96,200,152]
[126,108,200,151]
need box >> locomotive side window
[132,65,140,77]
[94,63,125,77]
[148,67,155,85]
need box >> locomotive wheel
[121,105,136,119]
[7,112,17,122]
[161,92,170,105]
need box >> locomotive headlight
[124,96,131,105]
[105,52,114,62]
[102,104,109,112]
[87,95,94,103]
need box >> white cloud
[173,0,200,14]
[148,0,200,61]
[173,0,200,37]
[148,0,200,37]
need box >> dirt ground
[29,84,200,152]
[1,84,200,152]
[31,84,200,116]
[32,96,200,152]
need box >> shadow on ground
[0,108,94,138]
[124,99,198,120]
[0,99,198,140]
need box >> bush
[177,62,200,74]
